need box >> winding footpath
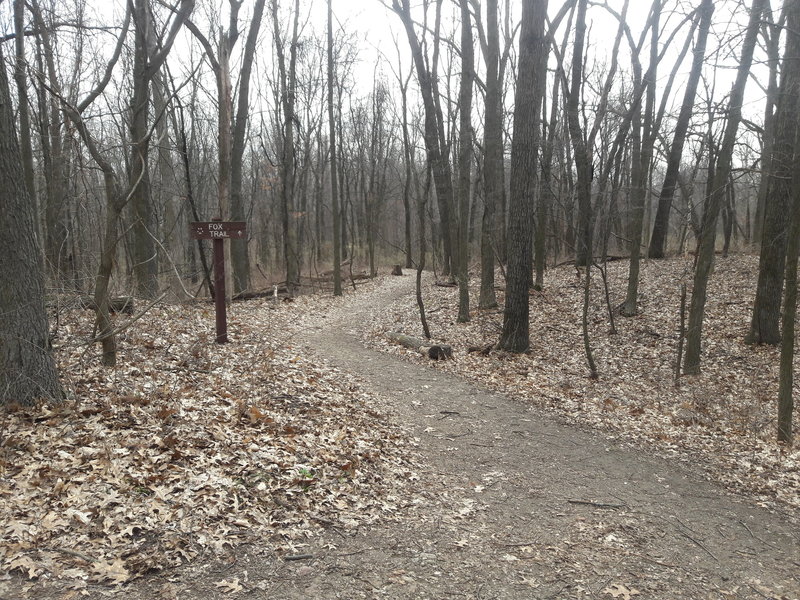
[267,275,799,599]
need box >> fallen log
[79,296,134,315]
[467,343,494,356]
[233,286,288,301]
[387,332,452,360]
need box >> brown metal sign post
[189,219,247,343]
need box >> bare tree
[456,0,474,322]
[775,0,800,444]
[746,0,798,346]
[684,0,765,375]
[496,0,548,353]
[477,0,501,308]
[0,40,62,405]
[129,0,195,298]
[186,0,267,296]
[648,0,714,259]
[391,0,457,278]
[271,0,302,293]
[328,0,342,296]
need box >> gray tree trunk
[272,0,302,293]
[0,45,62,405]
[567,0,593,268]
[497,0,548,353]
[746,0,800,346]
[456,0,474,323]
[129,0,159,298]
[752,5,786,247]
[13,0,36,211]
[621,1,661,316]
[684,0,765,375]
[393,0,457,279]
[479,0,501,309]
[230,0,266,295]
[328,0,342,295]
[778,0,800,442]
[648,0,714,259]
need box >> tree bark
[567,0,593,268]
[621,0,660,317]
[129,0,158,298]
[684,0,765,375]
[231,0,267,295]
[0,44,62,405]
[778,158,800,444]
[497,0,548,353]
[753,5,786,247]
[328,0,342,296]
[479,0,501,308]
[392,0,457,278]
[30,0,71,285]
[456,0,474,323]
[13,0,36,209]
[746,0,800,346]
[648,0,714,259]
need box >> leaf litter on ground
[0,283,422,589]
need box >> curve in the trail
[284,275,799,600]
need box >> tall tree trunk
[456,0,474,323]
[129,0,158,298]
[30,0,70,285]
[753,5,786,247]
[648,0,713,258]
[13,0,36,213]
[231,0,266,294]
[272,0,301,293]
[479,0,501,308]
[746,0,800,345]
[496,0,548,353]
[684,0,765,375]
[0,44,62,405]
[777,156,800,444]
[567,0,593,268]
[328,0,342,295]
[621,0,660,316]
[392,0,457,279]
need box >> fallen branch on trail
[387,332,453,360]
[567,499,627,510]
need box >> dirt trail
[40,275,797,600]
[278,274,799,599]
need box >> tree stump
[391,265,403,276]
[387,332,452,360]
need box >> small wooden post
[189,219,247,344]
[212,218,228,343]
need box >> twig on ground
[567,499,627,510]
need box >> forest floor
[1,255,799,599]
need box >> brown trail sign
[191,221,246,240]
[190,219,247,343]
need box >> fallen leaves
[603,583,641,599]
[214,578,243,593]
[0,292,421,587]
